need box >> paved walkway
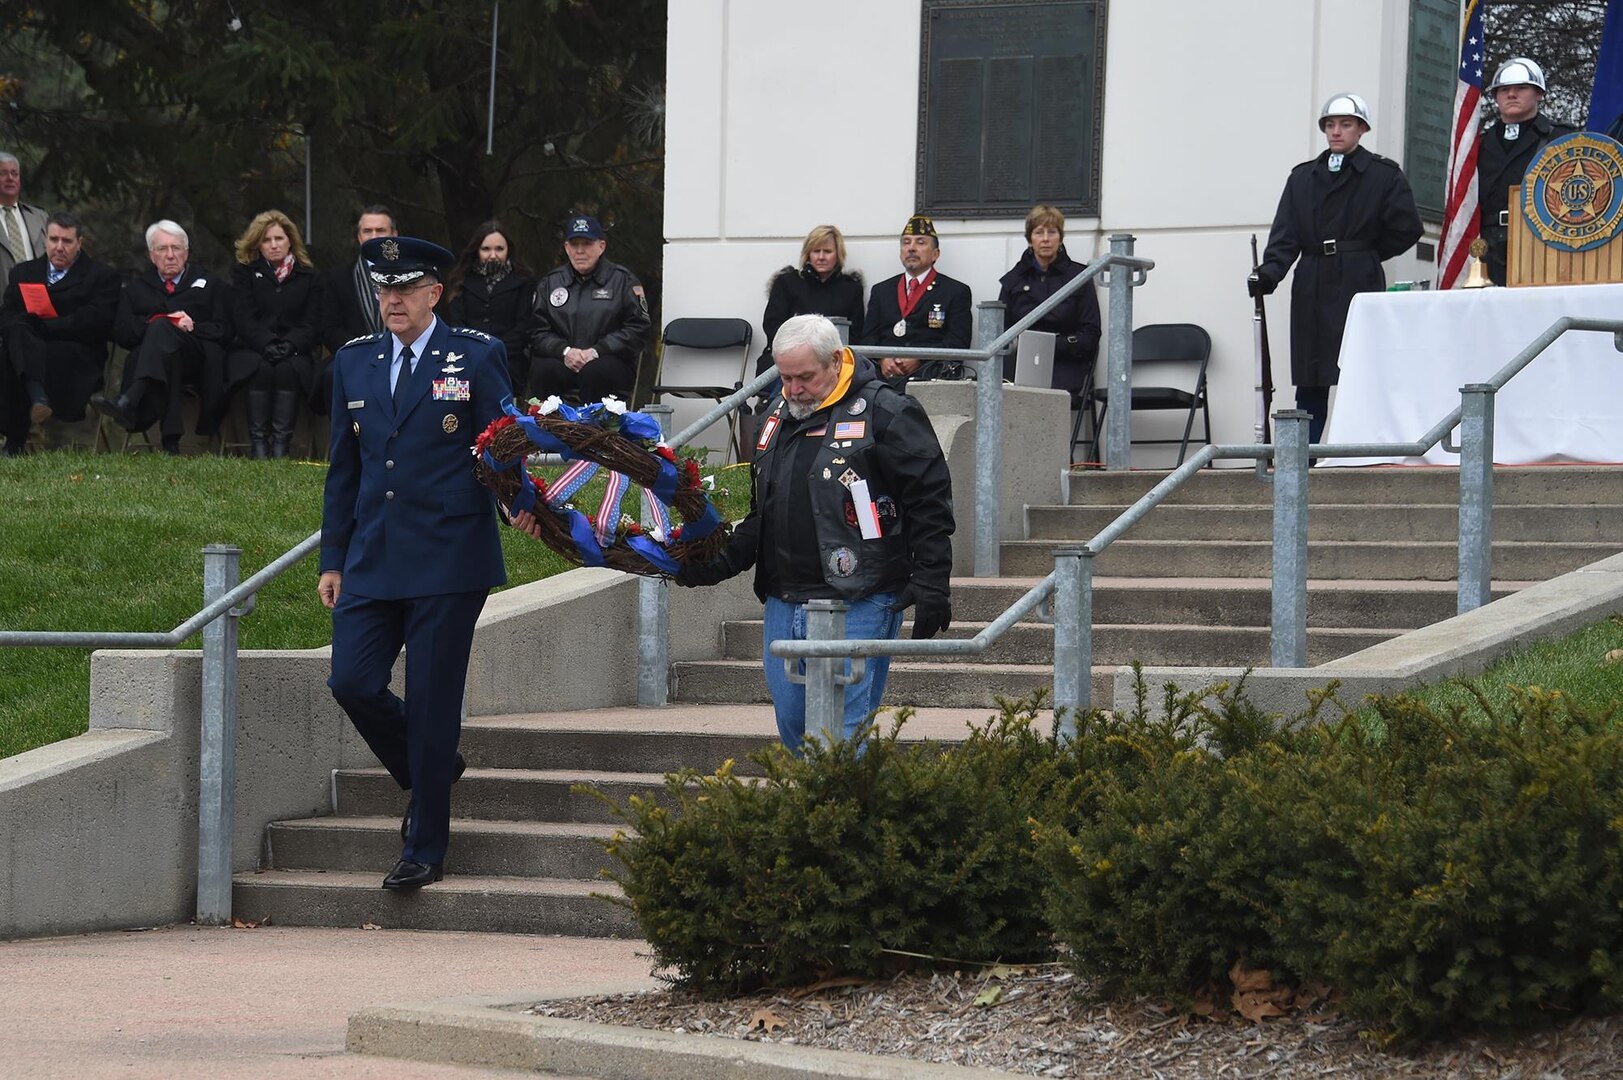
[0,925,657,1078]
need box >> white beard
[785,399,818,420]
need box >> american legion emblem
[1521,132,1623,253]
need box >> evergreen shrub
[596,700,1068,993]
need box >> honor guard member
[860,214,974,387]
[672,314,955,752]
[318,235,516,892]
[1250,94,1423,445]
[527,214,651,404]
[1478,58,1576,286]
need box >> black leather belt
[1303,239,1374,257]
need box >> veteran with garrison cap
[527,213,651,404]
[1478,57,1576,286]
[860,214,974,387]
[1250,93,1422,446]
[318,235,516,892]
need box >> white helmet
[1319,93,1372,129]
[1489,57,1547,93]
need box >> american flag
[1438,0,1486,289]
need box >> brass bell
[1461,237,1493,289]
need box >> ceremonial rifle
[1249,234,1275,458]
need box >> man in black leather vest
[676,314,955,752]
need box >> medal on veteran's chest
[892,319,907,338]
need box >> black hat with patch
[361,236,455,287]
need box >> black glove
[889,585,953,641]
[674,558,731,588]
[1246,273,1272,299]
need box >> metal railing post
[196,544,241,926]
[638,403,674,707]
[972,301,1005,577]
[1270,411,1310,668]
[1104,233,1137,471]
[1051,544,1093,736]
[803,599,850,746]
[1457,383,1496,614]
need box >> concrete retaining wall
[0,568,759,940]
[1114,552,1623,717]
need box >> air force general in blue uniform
[318,236,514,891]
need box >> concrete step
[456,706,985,776]
[1027,503,1623,543]
[231,869,636,937]
[1063,466,1623,507]
[719,620,1396,667]
[265,816,620,880]
[998,539,1621,580]
[335,767,669,826]
[670,659,1110,710]
[947,577,1518,628]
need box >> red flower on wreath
[474,414,516,455]
[654,445,677,463]
[682,459,701,488]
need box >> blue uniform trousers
[328,588,487,866]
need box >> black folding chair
[651,317,753,461]
[1086,323,1212,467]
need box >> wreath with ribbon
[472,396,730,577]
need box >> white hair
[145,220,189,250]
[772,314,843,366]
[0,152,18,169]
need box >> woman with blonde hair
[226,209,326,457]
[755,224,865,376]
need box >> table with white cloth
[1321,283,1623,466]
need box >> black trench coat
[1256,145,1423,388]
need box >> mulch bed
[531,965,1623,1078]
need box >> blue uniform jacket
[320,318,512,599]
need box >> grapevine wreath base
[473,396,730,578]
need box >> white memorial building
[661,0,1439,466]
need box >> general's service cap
[362,236,454,287]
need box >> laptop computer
[1010,330,1056,387]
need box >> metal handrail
[774,316,1623,739]
[1,528,323,928]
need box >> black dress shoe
[381,859,443,891]
[88,392,140,431]
[400,752,469,842]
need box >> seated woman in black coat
[441,220,536,396]
[997,205,1100,394]
[227,209,326,458]
[755,224,864,377]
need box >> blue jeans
[762,592,902,754]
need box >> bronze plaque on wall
[1404,0,1459,220]
[918,0,1107,217]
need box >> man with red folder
[0,212,120,455]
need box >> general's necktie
[392,346,414,410]
[1,206,23,263]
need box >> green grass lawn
[1354,614,1623,723]
[0,450,751,761]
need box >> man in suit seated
[0,153,48,286]
[0,212,121,455]
[90,220,233,455]
[860,214,973,388]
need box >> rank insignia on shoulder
[342,332,384,348]
[450,327,492,341]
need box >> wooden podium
[1507,189,1623,285]
[1505,131,1623,287]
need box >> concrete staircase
[234,465,1623,933]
